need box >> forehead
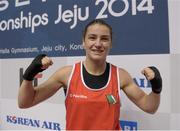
[86,24,111,36]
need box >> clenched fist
[142,66,162,94]
[23,54,53,81]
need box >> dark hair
[83,19,112,41]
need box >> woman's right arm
[18,54,72,108]
[18,71,62,108]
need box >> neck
[83,59,106,75]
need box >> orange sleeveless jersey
[65,62,121,130]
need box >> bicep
[37,65,72,91]
[18,73,62,108]
[33,66,72,105]
[122,82,146,105]
[119,69,146,106]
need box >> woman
[18,19,162,130]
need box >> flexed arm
[18,54,62,108]
[120,66,162,114]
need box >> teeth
[93,50,102,52]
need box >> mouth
[92,49,104,55]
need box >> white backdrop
[0,0,180,130]
[168,0,180,129]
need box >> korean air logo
[133,77,151,89]
[6,115,61,130]
[120,120,137,131]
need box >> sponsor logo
[6,115,61,130]
[69,93,87,99]
[120,120,137,131]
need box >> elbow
[18,101,32,109]
[144,107,158,114]
[18,103,29,109]
[18,94,34,109]
[146,110,157,114]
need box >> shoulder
[117,67,134,89]
[50,65,74,87]
[108,63,128,76]
[118,67,129,76]
[55,65,74,78]
[55,61,82,77]
[58,65,73,72]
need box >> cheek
[83,41,93,49]
[104,43,112,49]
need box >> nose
[94,39,102,48]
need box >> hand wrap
[23,54,47,81]
[149,66,162,94]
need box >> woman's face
[83,24,112,62]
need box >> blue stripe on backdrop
[0,0,169,58]
[120,120,138,130]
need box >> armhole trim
[65,63,76,99]
[116,67,121,107]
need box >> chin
[91,55,106,61]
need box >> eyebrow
[87,34,110,37]
[101,35,110,38]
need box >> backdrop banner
[0,0,169,58]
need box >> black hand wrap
[23,54,47,81]
[149,66,162,94]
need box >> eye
[101,37,110,41]
[88,35,96,40]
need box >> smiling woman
[18,19,162,130]
[82,19,112,67]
